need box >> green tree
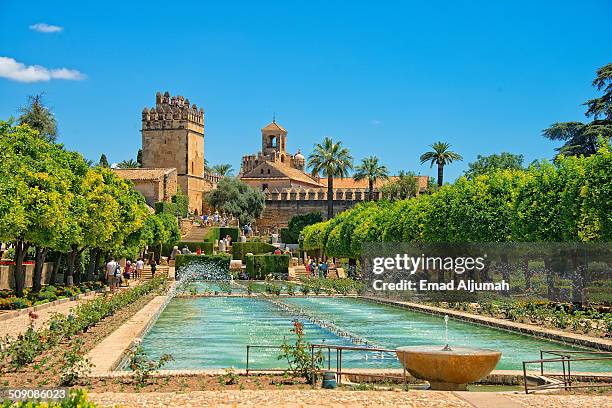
[543,63,612,156]
[308,137,353,219]
[280,212,323,244]
[205,177,265,225]
[380,170,419,201]
[419,141,463,187]
[353,156,389,201]
[211,163,234,177]
[117,159,140,169]
[99,154,109,168]
[0,122,75,296]
[171,187,189,218]
[18,94,57,143]
[145,213,180,262]
[464,152,524,179]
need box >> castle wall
[257,199,360,232]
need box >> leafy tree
[464,152,524,179]
[117,159,140,169]
[380,170,419,201]
[99,154,109,168]
[0,122,75,296]
[171,187,189,218]
[211,163,234,177]
[145,213,180,262]
[205,177,265,225]
[17,94,57,143]
[419,141,462,187]
[353,156,389,200]
[543,63,612,156]
[280,212,323,244]
[308,137,353,219]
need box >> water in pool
[140,296,612,372]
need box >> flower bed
[0,282,106,310]
[0,277,167,370]
[436,300,612,338]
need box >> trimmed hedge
[204,227,240,243]
[175,253,231,279]
[245,253,290,279]
[176,241,214,255]
[232,241,276,261]
[221,227,240,243]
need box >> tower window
[267,169,270,174]
[261,169,264,174]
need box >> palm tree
[308,137,353,219]
[117,159,140,169]
[353,156,389,201]
[212,163,234,177]
[419,142,463,187]
[18,94,57,143]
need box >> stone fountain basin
[396,345,501,391]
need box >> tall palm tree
[117,159,140,169]
[212,163,234,177]
[353,156,389,201]
[308,137,353,219]
[419,142,463,187]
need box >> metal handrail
[309,343,407,387]
[522,349,612,394]
[246,343,408,388]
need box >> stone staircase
[181,226,209,242]
[140,265,169,280]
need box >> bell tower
[261,119,288,164]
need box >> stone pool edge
[360,296,612,352]
[87,283,175,376]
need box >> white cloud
[370,119,382,126]
[0,57,86,83]
[29,23,63,33]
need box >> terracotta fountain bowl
[396,345,501,391]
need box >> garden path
[0,281,145,338]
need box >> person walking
[123,260,132,286]
[135,258,144,280]
[106,258,117,291]
[149,258,157,278]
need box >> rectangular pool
[139,296,612,373]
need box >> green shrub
[220,227,240,242]
[245,254,255,278]
[174,241,214,255]
[232,242,276,261]
[154,201,178,215]
[175,254,231,279]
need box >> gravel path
[508,393,612,408]
[88,390,472,407]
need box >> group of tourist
[105,257,149,291]
[200,211,232,227]
[305,257,329,278]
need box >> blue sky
[1,0,610,181]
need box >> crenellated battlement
[142,91,204,130]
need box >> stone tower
[261,120,288,164]
[141,91,209,213]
